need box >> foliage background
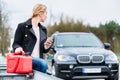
[47,17,120,53]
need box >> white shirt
[31,26,40,58]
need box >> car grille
[77,55,91,63]
[77,55,104,63]
[92,55,104,63]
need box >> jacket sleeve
[41,28,51,53]
[12,23,24,51]
[43,45,51,53]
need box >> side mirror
[104,43,111,49]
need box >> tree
[0,0,10,56]
[100,21,119,41]
[100,21,120,52]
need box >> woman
[12,3,53,73]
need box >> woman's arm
[12,23,24,52]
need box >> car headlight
[57,55,75,61]
[106,54,118,61]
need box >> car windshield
[55,33,104,48]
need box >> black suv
[51,32,119,80]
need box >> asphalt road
[0,56,6,64]
[0,56,119,80]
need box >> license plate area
[82,68,101,73]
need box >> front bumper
[55,63,119,79]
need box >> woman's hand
[15,47,25,54]
[44,38,53,49]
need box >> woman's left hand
[44,38,53,49]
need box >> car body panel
[51,32,119,80]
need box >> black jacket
[12,19,49,58]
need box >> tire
[51,64,55,76]
[113,72,119,80]
[51,63,59,77]
[51,63,62,79]
[105,72,119,80]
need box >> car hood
[55,47,114,55]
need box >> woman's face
[39,11,47,22]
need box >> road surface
[0,56,120,80]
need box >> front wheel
[51,64,55,76]
[51,63,60,78]
[105,72,119,80]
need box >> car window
[55,33,104,48]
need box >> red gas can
[7,53,19,73]
[7,52,33,74]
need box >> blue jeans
[32,58,48,73]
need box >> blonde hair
[31,3,47,18]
